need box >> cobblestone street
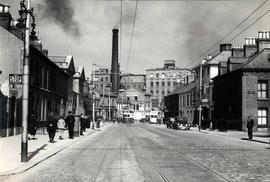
[3,123,270,182]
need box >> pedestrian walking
[85,115,90,129]
[66,111,75,139]
[28,111,37,140]
[80,114,86,135]
[96,115,101,128]
[247,116,254,140]
[57,116,66,139]
[47,112,57,143]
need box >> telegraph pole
[102,84,105,122]
[109,90,111,121]
[198,63,202,132]
[21,0,31,162]
[198,59,206,132]
[92,63,95,130]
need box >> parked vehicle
[123,113,134,123]
[140,118,147,123]
[165,117,175,128]
[149,110,162,124]
[174,117,191,130]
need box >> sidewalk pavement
[151,124,270,145]
[0,122,109,176]
[190,127,270,144]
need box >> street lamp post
[118,89,125,117]
[102,84,105,122]
[92,63,95,130]
[198,59,206,132]
[21,0,31,162]
[105,84,112,121]
[108,90,111,120]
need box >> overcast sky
[3,0,270,77]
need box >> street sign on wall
[9,74,22,85]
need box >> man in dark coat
[80,114,85,135]
[28,111,37,139]
[66,111,75,139]
[247,116,254,140]
[47,112,57,143]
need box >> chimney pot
[258,31,263,39]
[245,38,249,45]
[4,5,9,13]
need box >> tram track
[93,126,118,182]
[139,124,231,182]
[128,126,171,182]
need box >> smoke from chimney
[42,0,81,37]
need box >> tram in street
[149,110,162,124]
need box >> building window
[162,91,165,96]
[150,73,154,78]
[156,82,159,87]
[127,97,130,101]
[168,90,170,95]
[162,81,165,86]
[156,73,159,78]
[46,70,50,89]
[191,91,195,105]
[105,77,108,81]
[161,73,165,79]
[258,80,268,98]
[101,77,103,82]
[41,67,45,88]
[156,90,159,95]
[167,81,171,87]
[150,90,153,95]
[151,82,153,87]
[258,108,268,125]
[135,96,138,101]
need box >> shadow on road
[27,144,47,161]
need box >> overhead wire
[202,0,268,54]
[120,0,123,66]
[185,0,269,69]
[228,10,270,43]
[126,0,139,72]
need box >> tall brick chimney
[244,37,257,57]
[111,28,119,94]
[0,4,12,30]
